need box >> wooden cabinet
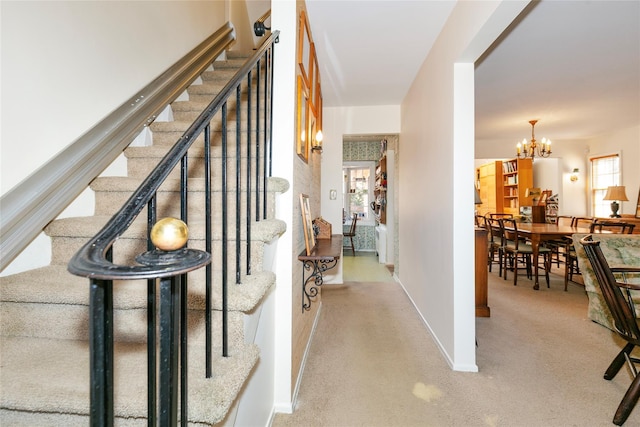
[501,158,533,216]
[374,154,387,224]
[476,161,503,217]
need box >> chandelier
[516,119,551,160]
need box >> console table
[298,234,343,312]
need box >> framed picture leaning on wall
[300,194,316,255]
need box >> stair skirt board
[0,51,287,425]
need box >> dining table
[502,222,593,290]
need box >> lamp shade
[603,186,628,201]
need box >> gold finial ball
[150,217,189,251]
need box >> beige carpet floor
[272,259,640,426]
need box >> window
[343,161,375,224]
[590,154,620,217]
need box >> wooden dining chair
[500,218,552,287]
[580,235,640,426]
[591,220,636,235]
[488,213,513,219]
[573,216,595,228]
[548,215,574,268]
[485,217,504,274]
[564,217,596,290]
[343,213,358,255]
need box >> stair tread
[124,142,265,158]
[0,335,259,424]
[0,264,275,313]
[91,175,289,194]
[45,215,285,242]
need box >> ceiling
[306,0,639,143]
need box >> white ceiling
[306,0,640,143]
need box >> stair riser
[185,76,264,99]
[170,91,264,111]
[142,130,266,150]
[0,336,259,424]
[0,302,245,346]
[150,119,265,146]
[126,152,270,179]
[50,237,266,270]
[172,105,266,123]
[93,183,275,218]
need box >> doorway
[342,134,398,274]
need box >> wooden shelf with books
[501,158,533,215]
[374,153,387,224]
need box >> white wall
[1,1,226,194]
[230,0,271,52]
[587,125,640,216]
[270,0,297,413]
[399,0,529,372]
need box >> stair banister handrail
[0,22,236,272]
[68,30,280,280]
[254,9,271,36]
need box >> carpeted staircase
[0,52,288,425]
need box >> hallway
[342,251,395,283]
[272,258,637,426]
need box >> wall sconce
[311,130,323,153]
[570,168,579,182]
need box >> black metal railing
[68,30,279,426]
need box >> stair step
[124,148,275,181]
[123,147,264,179]
[45,215,285,266]
[0,265,276,312]
[0,335,259,425]
[0,265,276,342]
[148,128,265,148]
[213,57,250,69]
[91,176,284,218]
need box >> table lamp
[603,185,628,218]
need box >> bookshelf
[374,154,387,224]
[501,158,533,215]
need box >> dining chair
[488,213,513,219]
[485,217,503,274]
[591,220,636,234]
[564,217,596,290]
[580,235,640,426]
[500,218,551,287]
[548,215,574,268]
[343,213,358,255]
[573,216,595,228]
